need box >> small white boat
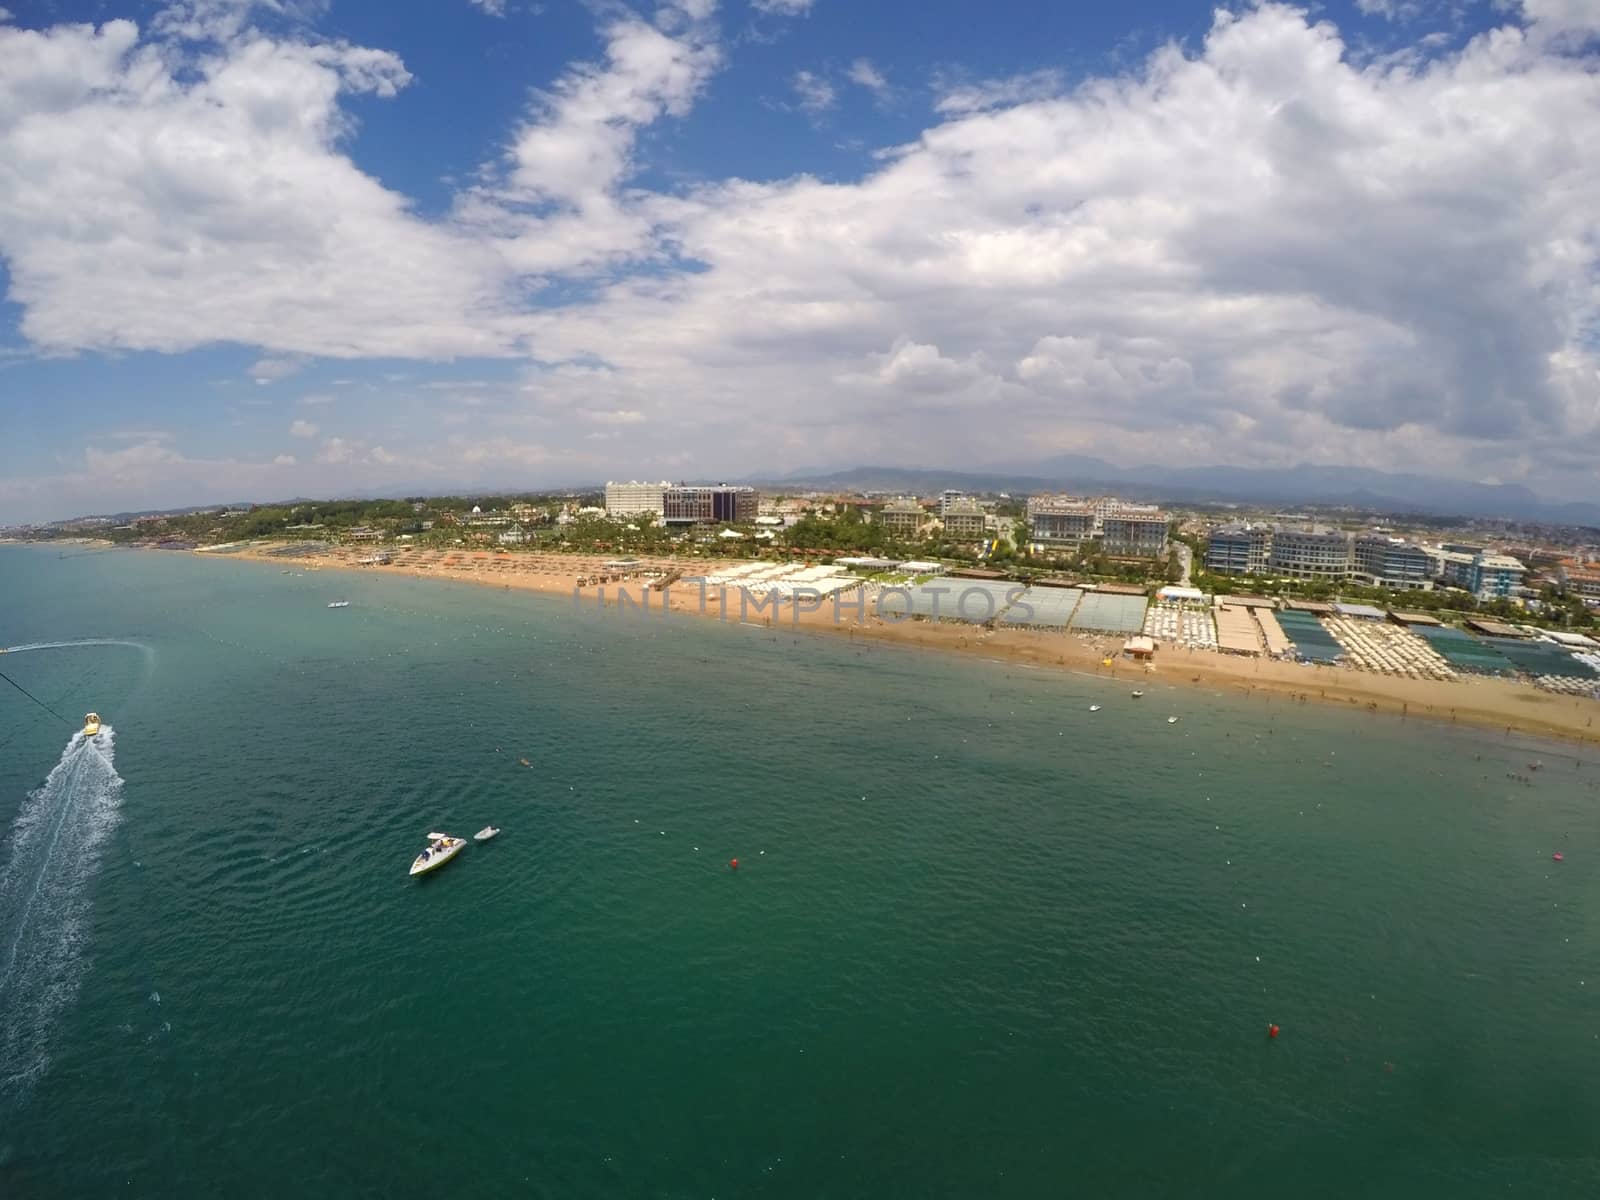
[1167,716,1179,724]
[474,826,500,842]
[1089,705,1101,712]
[1130,690,1144,699]
[410,835,465,877]
[82,711,101,738]
[327,600,351,609]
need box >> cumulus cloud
[4,0,1600,512]
[0,17,513,359]
[273,453,296,465]
[790,69,835,112]
[467,0,506,15]
[289,418,319,438]
[751,0,813,15]
[298,392,335,405]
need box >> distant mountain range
[759,457,1600,528]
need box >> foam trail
[2,639,150,657]
[0,728,124,1109]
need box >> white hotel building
[604,481,670,517]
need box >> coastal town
[10,478,1600,730]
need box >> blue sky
[0,0,1597,522]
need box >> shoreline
[199,542,1600,748]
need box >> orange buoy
[1267,1023,1280,1039]
[729,858,739,870]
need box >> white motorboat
[1089,704,1101,712]
[1130,690,1144,699]
[1167,716,1179,724]
[82,711,102,738]
[474,826,500,842]
[327,600,351,609]
[410,834,465,877]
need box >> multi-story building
[604,480,670,517]
[940,499,987,540]
[1557,562,1600,603]
[1102,512,1170,558]
[1468,553,1526,601]
[1267,528,1352,579]
[661,484,758,525]
[1352,535,1432,589]
[1428,549,1477,589]
[1205,524,1272,575]
[938,489,966,517]
[1027,496,1098,546]
[877,498,926,538]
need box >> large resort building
[1026,495,1169,556]
[1352,535,1432,589]
[1205,523,1525,597]
[939,498,988,541]
[1101,512,1170,558]
[604,480,670,517]
[877,498,926,538]
[662,484,759,525]
[1205,524,1272,575]
[1027,497,1097,546]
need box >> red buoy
[1553,852,1564,862]
[1267,1024,1280,1039]
[729,858,739,870]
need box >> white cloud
[1521,0,1600,39]
[298,392,335,405]
[249,357,305,385]
[0,9,14,23]
[273,453,297,465]
[452,2,721,276]
[508,2,1600,490]
[289,418,319,438]
[0,18,515,360]
[790,69,835,113]
[581,408,646,424]
[933,68,1066,114]
[467,0,506,15]
[1355,0,1422,20]
[751,0,813,15]
[846,57,890,99]
[4,1,1600,513]
[107,429,176,441]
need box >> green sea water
[2,545,1599,1197]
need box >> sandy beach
[215,542,1600,747]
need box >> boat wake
[0,728,124,1110]
[2,638,153,661]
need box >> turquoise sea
[2,545,1598,1197]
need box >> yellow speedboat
[82,712,101,738]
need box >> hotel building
[1026,496,1098,546]
[1266,528,1353,580]
[604,480,670,517]
[940,499,988,540]
[1204,524,1273,575]
[661,484,759,525]
[1101,512,1171,558]
[1351,535,1433,589]
[877,498,926,538]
